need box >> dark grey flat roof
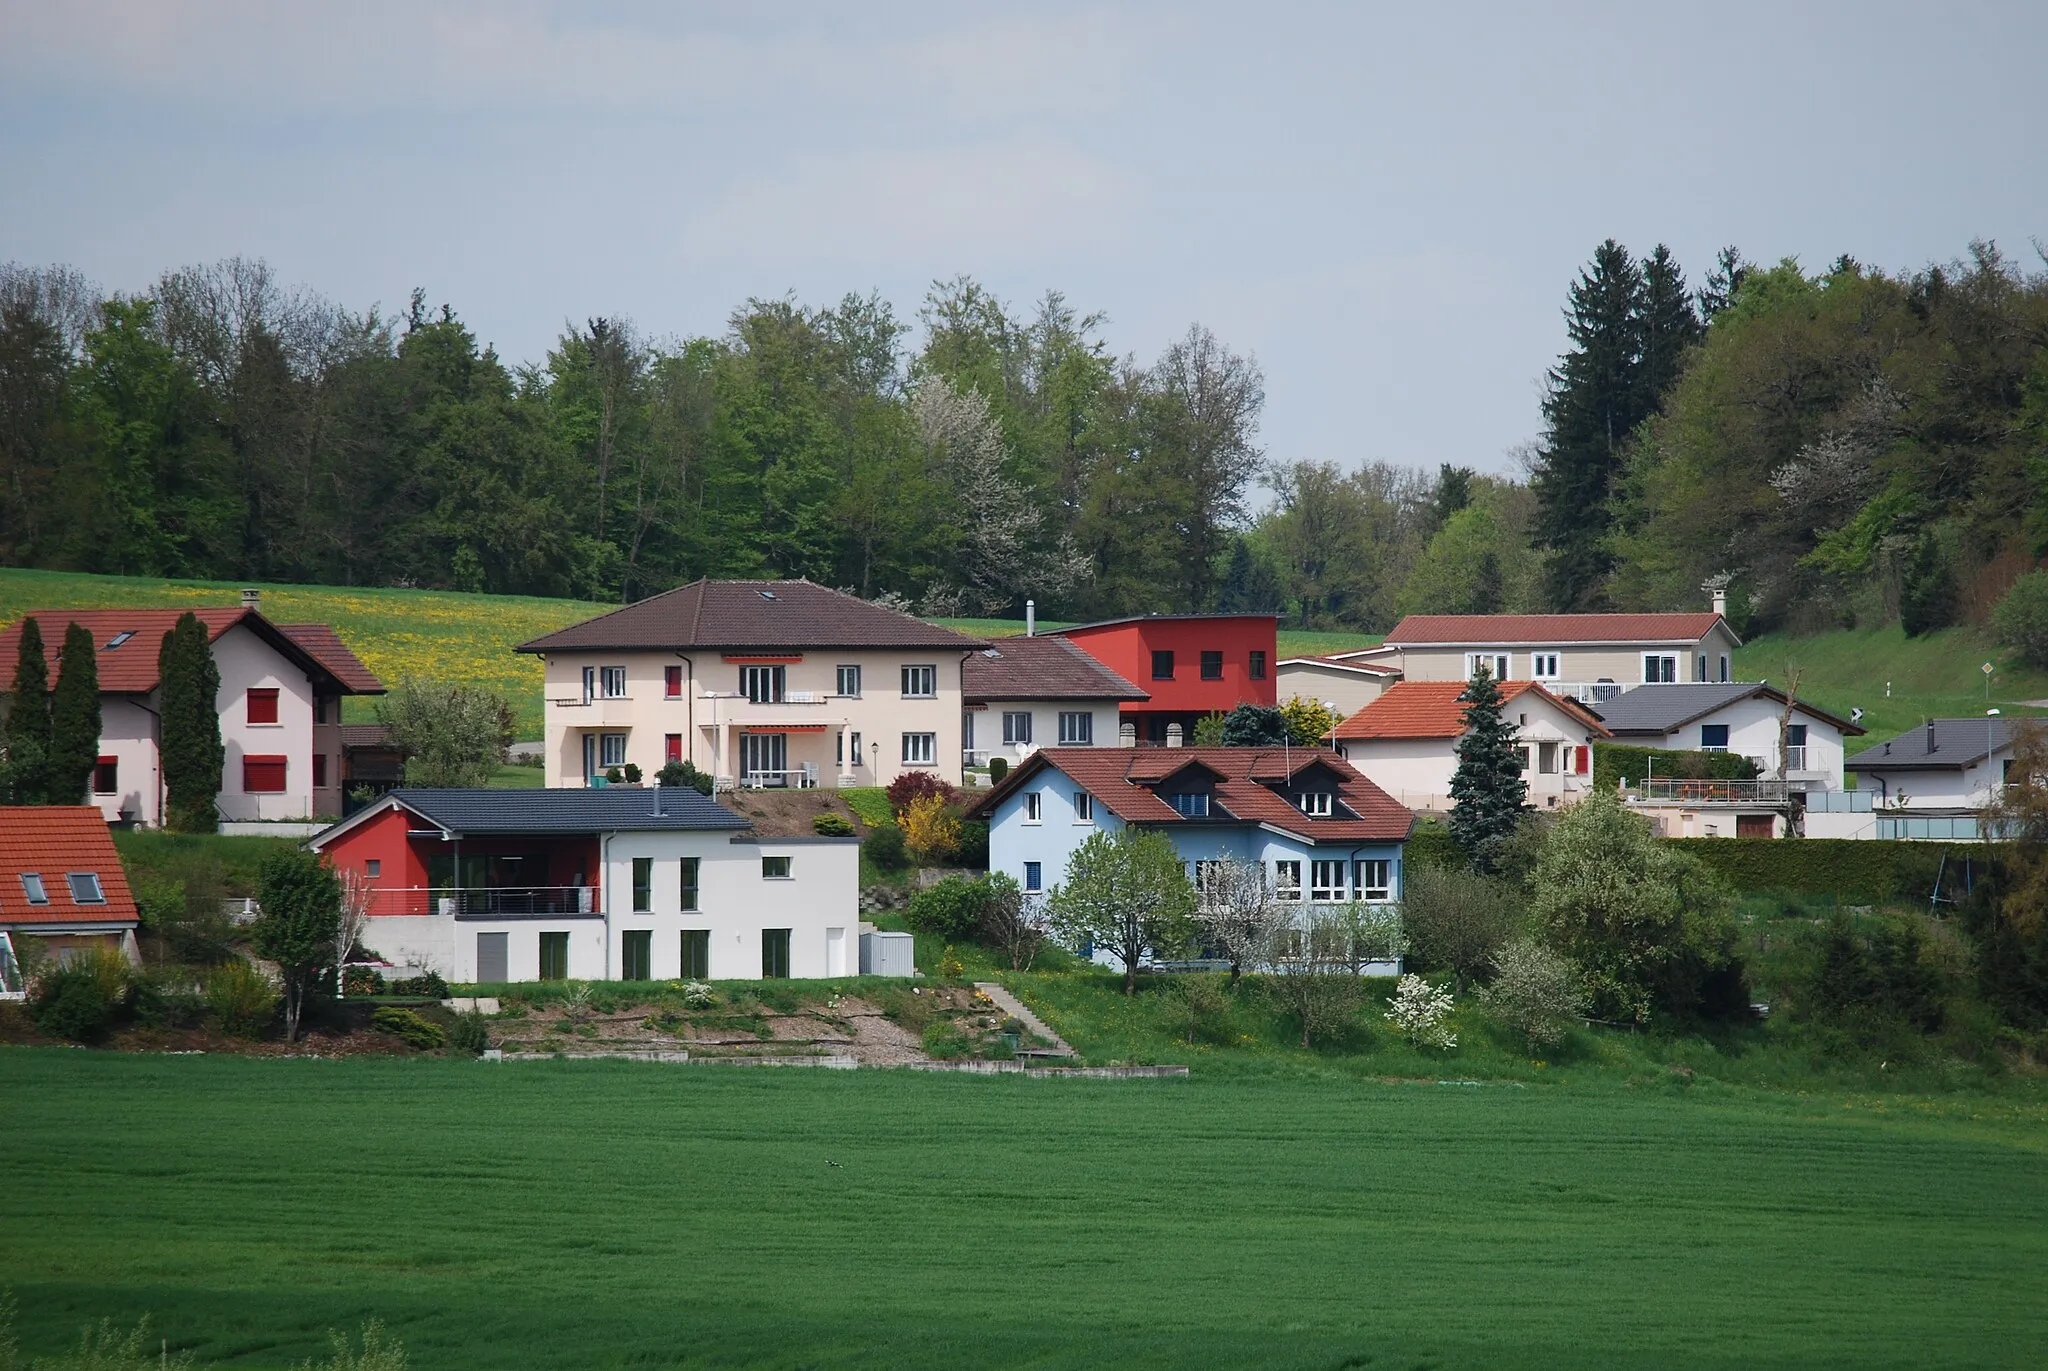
[386,787,752,835]
[1848,719,2015,772]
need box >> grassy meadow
[3,1049,2044,1371]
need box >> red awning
[722,654,804,663]
[739,725,831,734]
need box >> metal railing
[362,885,597,919]
[1637,777,1794,804]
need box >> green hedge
[1403,822,1466,873]
[1672,838,1990,901]
[1593,743,1760,792]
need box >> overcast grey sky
[4,1,2044,477]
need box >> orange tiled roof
[1382,612,1729,646]
[1328,680,1609,741]
[0,807,140,926]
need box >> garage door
[476,932,508,983]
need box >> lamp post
[1988,708,2001,806]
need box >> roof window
[105,631,136,650]
[757,590,779,601]
[67,872,106,905]
[19,873,48,905]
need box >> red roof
[0,609,381,695]
[1329,681,1609,740]
[1382,613,1730,646]
[0,807,140,927]
[969,747,1413,842]
[963,636,1149,702]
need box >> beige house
[960,634,1148,769]
[517,579,986,790]
[1274,655,1403,719]
[1327,680,1610,812]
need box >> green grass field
[2,1051,2042,1370]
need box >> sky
[3,1,2045,479]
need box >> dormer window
[1298,792,1333,817]
[1169,792,1210,818]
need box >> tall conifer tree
[5,616,53,804]
[47,620,101,805]
[159,612,223,832]
[1447,665,1528,874]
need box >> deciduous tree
[1046,827,1196,994]
[378,678,506,788]
[252,848,342,1043]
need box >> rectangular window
[1073,792,1094,822]
[93,756,118,795]
[632,857,653,912]
[20,872,49,905]
[366,859,381,879]
[1537,741,1558,775]
[538,932,569,981]
[1003,711,1033,744]
[600,734,628,768]
[1058,712,1093,745]
[66,872,106,904]
[675,857,701,911]
[312,754,328,788]
[601,666,627,699]
[1274,861,1301,902]
[665,733,683,763]
[1169,792,1210,818]
[1643,654,1678,684]
[740,665,785,703]
[762,929,792,979]
[1700,724,1730,752]
[243,755,287,792]
[901,665,937,698]
[1298,791,1332,817]
[665,665,684,699]
[762,855,792,880]
[1151,650,1175,681]
[680,929,710,980]
[622,929,653,981]
[1200,650,1224,680]
[1023,792,1042,823]
[1465,653,1510,681]
[1719,654,1731,683]
[247,688,280,725]
[837,665,862,697]
[1354,859,1391,902]
[1696,654,1709,682]
[313,695,329,724]
[1311,859,1346,902]
[902,732,936,765]
[1023,861,1042,894]
[1249,650,1267,681]
[582,666,596,704]
[1531,652,1561,679]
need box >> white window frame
[1169,792,1210,818]
[1310,859,1346,902]
[1274,860,1302,901]
[850,731,863,766]
[1354,859,1391,902]
[1058,711,1093,745]
[1537,741,1559,775]
[1022,792,1042,824]
[1642,654,1678,684]
[761,855,793,880]
[599,733,628,768]
[1530,652,1561,680]
[1003,711,1033,745]
[1465,652,1510,681]
[1022,861,1043,894]
[740,664,785,703]
[600,665,627,699]
[1719,654,1731,683]
[901,732,936,765]
[901,665,937,698]
[836,664,862,697]
[1073,791,1094,822]
[581,665,596,705]
[1699,723,1730,753]
[1298,791,1333,817]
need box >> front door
[741,732,787,787]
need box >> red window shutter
[248,688,280,725]
[93,757,119,794]
[664,665,683,699]
[243,755,288,792]
[313,753,328,788]
[665,733,683,763]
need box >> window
[1699,724,1730,752]
[105,630,135,650]
[762,929,792,979]
[1465,653,1509,681]
[601,666,627,699]
[902,732,936,765]
[762,855,792,879]
[679,858,700,911]
[665,733,683,763]
[1073,792,1094,822]
[1022,792,1043,823]
[901,665,937,698]
[622,930,653,982]
[1696,654,1709,682]
[837,665,862,697]
[1537,741,1558,775]
[64,872,105,904]
[247,688,280,725]
[1023,861,1042,893]
[1274,861,1302,901]
[313,695,328,724]
[740,665,785,703]
[665,665,684,699]
[1200,650,1224,680]
[1249,650,1267,681]
[1787,724,1808,747]
[1354,859,1391,902]
[1643,654,1678,683]
[1058,711,1093,745]
[1151,650,1175,680]
[1311,859,1346,902]
[93,757,118,795]
[1003,711,1033,745]
[581,666,597,704]
[600,734,628,768]
[850,731,863,766]
[312,753,328,788]
[366,859,381,879]
[680,930,710,979]
[538,932,569,981]
[632,857,653,912]
[1169,792,1210,818]
[243,755,287,792]
[1298,791,1333,817]
[1531,652,1561,680]
[1719,654,1731,683]
[19,873,48,905]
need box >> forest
[2,240,2045,634]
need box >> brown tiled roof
[515,579,986,653]
[338,723,397,749]
[1382,612,1731,646]
[0,807,140,927]
[278,624,385,693]
[0,608,376,696]
[1329,681,1609,741]
[962,636,1149,703]
[967,747,1413,842]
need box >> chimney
[1926,720,1936,753]
[1025,599,1036,636]
[1710,586,1727,617]
[241,588,261,613]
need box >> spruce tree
[1447,665,1528,874]
[5,616,52,804]
[159,613,223,832]
[1696,245,1747,320]
[1636,244,1702,404]
[47,620,101,805]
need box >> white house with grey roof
[1589,683,1863,791]
[1844,718,2017,809]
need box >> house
[0,591,385,825]
[516,579,986,791]
[967,747,1413,972]
[1326,680,1609,811]
[306,787,860,983]
[960,635,1149,769]
[1844,718,2016,809]
[1044,613,1280,744]
[1588,683,1863,791]
[0,807,143,991]
[1345,595,1741,702]
[1273,654,1403,719]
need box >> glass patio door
[740,732,787,787]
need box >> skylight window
[67,872,106,905]
[757,590,778,600]
[19,873,48,905]
[105,631,136,650]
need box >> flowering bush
[681,980,716,1008]
[886,770,958,817]
[901,794,962,866]
[1384,973,1457,1050]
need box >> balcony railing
[362,885,597,919]
[1636,778,1794,804]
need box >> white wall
[1340,696,1596,810]
[92,696,161,826]
[1635,696,1848,789]
[602,833,859,980]
[1853,756,2007,809]
[213,623,316,821]
[967,701,1122,765]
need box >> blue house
[967,746,1414,967]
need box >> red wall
[317,808,603,918]
[1056,616,1278,715]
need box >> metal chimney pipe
[1926,719,1936,753]
[1025,599,1035,636]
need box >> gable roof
[962,636,1149,703]
[309,787,754,847]
[1328,680,1610,741]
[1589,682,1862,737]
[0,608,380,695]
[515,579,984,653]
[0,807,140,927]
[1276,655,1404,678]
[1381,612,1734,648]
[966,747,1413,843]
[1846,718,2018,772]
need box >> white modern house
[307,788,861,983]
[960,634,1148,770]
[1327,680,1609,811]
[1588,683,1862,791]
[1273,654,1404,718]
[1843,718,2017,809]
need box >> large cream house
[517,580,987,789]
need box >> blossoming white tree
[1384,973,1457,1050]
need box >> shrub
[863,818,908,869]
[1672,838,1972,901]
[1219,703,1289,747]
[937,946,965,979]
[1481,938,1586,1050]
[902,793,962,865]
[920,1020,974,1059]
[133,972,206,1030]
[388,971,450,997]
[1592,743,1759,792]
[1400,865,1519,992]
[371,1006,447,1050]
[447,1011,491,1056]
[987,756,1009,784]
[907,876,991,941]
[656,759,715,795]
[205,960,279,1038]
[681,980,716,1008]
[604,766,624,784]
[299,1319,409,1371]
[1192,710,1228,746]
[886,770,957,817]
[32,961,122,1043]
[622,762,643,784]
[1384,974,1458,1049]
[955,819,990,870]
[1164,972,1233,1044]
[1800,912,1946,1034]
[342,965,388,996]
[1279,695,1342,747]
[1994,570,2048,668]
[812,812,855,836]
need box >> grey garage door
[476,932,508,983]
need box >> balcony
[1635,778,1794,805]
[698,691,847,730]
[546,695,637,727]
[363,886,599,919]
